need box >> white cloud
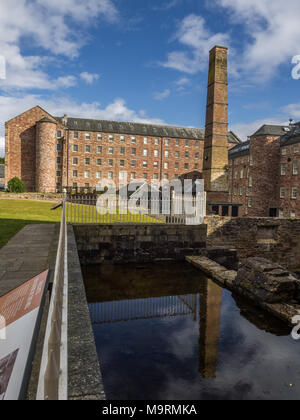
[153,89,171,100]
[0,0,118,90]
[161,14,230,74]
[230,117,288,141]
[281,103,300,121]
[215,0,300,81]
[80,72,100,85]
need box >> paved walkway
[0,224,58,296]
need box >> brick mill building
[4,45,299,218]
[228,122,300,218]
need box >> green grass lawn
[0,199,162,249]
[0,199,62,249]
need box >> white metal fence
[36,191,68,400]
[66,194,206,225]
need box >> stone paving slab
[0,224,57,296]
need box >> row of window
[57,143,201,159]
[68,157,199,170]
[57,131,200,147]
[281,145,299,155]
[281,161,299,176]
[68,171,179,181]
[280,187,298,199]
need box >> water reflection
[83,263,298,400]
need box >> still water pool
[83,262,300,400]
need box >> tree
[0,157,4,164]
[7,177,26,193]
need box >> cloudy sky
[1,0,300,156]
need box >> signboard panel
[0,270,49,400]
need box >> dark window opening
[222,206,229,217]
[232,206,239,217]
[269,208,277,218]
[212,205,219,215]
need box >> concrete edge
[67,225,106,400]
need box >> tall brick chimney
[203,46,229,193]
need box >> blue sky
[1,0,300,156]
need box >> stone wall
[73,224,207,265]
[0,192,62,201]
[205,216,300,271]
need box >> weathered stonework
[73,224,207,265]
[204,216,300,271]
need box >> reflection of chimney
[199,278,223,379]
[203,46,229,193]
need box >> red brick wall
[278,143,300,218]
[5,106,56,191]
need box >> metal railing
[37,191,68,400]
[66,194,206,225]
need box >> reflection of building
[199,278,223,379]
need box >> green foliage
[7,177,26,193]
[0,157,4,164]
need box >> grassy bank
[0,199,62,249]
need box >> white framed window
[72,157,78,165]
[96,171,102,179]
[294,145,299,154]
[108,147,114,154]
[175,151,179,158]
[143,173,147,179]
[84,170,90,179]
[293,161,298,175]
[131,160,136,167]
[290,210,296,219]
[56,130,62,138]
[120,160,125,167]
[132,148,136,155]
[185,140,189,147]
[73,131,78,139]
[155,138,159,145]
[109,135,114,142]
[249,176,253,187]
[85,133,91,140]
[56,143,61,151]
[108,159,114,167]
[164,162,169,169]
[240,169,244,179]
[72,170,78,178]
[97,146,102,154]
[73,144,78,152]
[97,158,102,166]
[108,171,114,179]
[85,158,90,165]
[131,172,136,180]
[292,187,297,199]
[131,136,136,143]
[196,141,199,147]
[164,174,169,180]
[97,134,102,141]
[165,151,169,158]
[143,149,148,157]
[240,186,243,196]
[154,161,159,168]
[56,171,61,177]
[278,209,284,219]
[144,137,148,145]
[120,135,125,142]
[249,155,253,166]
[72,182,78,188]
[143,161,148,168]
[120,147,125,155]
[176,139,180,146]
[248,197,252,208]
[281,164,287,175]
[154,150,159,157]
[119,171,126,180]
[280,187,286,199]
[85,145,91,153]
[185,163,189,169]
[165,139,170,146]
[153,173,158,180]
[281,148,287,156]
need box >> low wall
[73,224,207,265]
[204,216,300,271]
[0,192,62,201]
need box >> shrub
[7,177,26,193]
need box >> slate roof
[252,124,290,137]
[228,141,250,159]
[0,164,5,178]
[55,116,241,143]
[280,123,300,147]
